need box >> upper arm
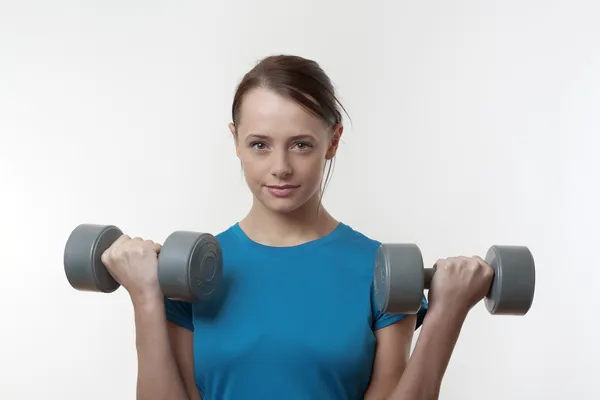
[365,286,429,400]
[167,322,201,400]
[364,316,417,400]
[165,298,201,400]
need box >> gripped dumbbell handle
[423,266,496,299]
[423,267,494,291]
[423,268,436,289]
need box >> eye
[250,141,268,151]
[294,141,313,150]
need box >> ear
[229,122,240,158]
[325,123,343,160]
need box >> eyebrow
[245,133,317,141]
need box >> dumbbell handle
[423,266,495,292]
[423,268,436,289]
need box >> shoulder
[339,222,381,245]
[336,222,382,256]
[317,222,383,277]
[212,223,252,252]
[214,224,239,244]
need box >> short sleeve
[164,297,194,332]
[371,290,429,331]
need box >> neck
[239,194,338,247]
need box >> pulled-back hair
[232,54,346,130]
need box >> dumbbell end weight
[64,224,122,293]
[157,231,223,303]
[483,245,535,316]
[374,243,425,315]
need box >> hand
[100,235,163,301]
[428,256,494,315]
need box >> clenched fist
[428,256,495,314]
[100,235,163,301]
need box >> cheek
[299,156,326,181]
[239,157,262,181]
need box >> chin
[250,184,320,214]
[262,198,304,214]
[253,192,309,214]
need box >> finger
[472,255,491,268]
[111,234,131,248]
[445,256,463,263]
[101,248,111,264]
[472,255,486,264]
[132,237,144,241]
[108,235,132,258]
[473,255,495,275]
[433,258,448,270]
[440,256,463,268]
[102,235,129,262]
[144,239,162,251]
[453,256,472,268]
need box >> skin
[100,86,495,400]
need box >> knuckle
[132,243,144,253]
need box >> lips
[267,185,299,189]
[266,184,300,197]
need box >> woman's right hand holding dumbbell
[101,235,163,302]
[428,256,495,316]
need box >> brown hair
[231,54,348,196]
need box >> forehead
[236,87,328,139]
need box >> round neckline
[230,221,349,252]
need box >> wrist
[427,302,469,325]
[130,288,164,309]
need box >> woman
[101,55,494,400]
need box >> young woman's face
[230,87,341,214]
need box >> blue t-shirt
[164,222,427,400]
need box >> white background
[1,1,599,399]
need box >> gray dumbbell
[373,244,536,315]
[64,224,222,302]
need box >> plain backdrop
[1,1,599,399]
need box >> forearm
[387,306,468,400]
[132,294,190,400]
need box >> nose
[270,149,292,179]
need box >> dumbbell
[373,244,536,315]
[64,224,222,302]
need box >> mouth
[265,184,300,197]
[267,185,300,189]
